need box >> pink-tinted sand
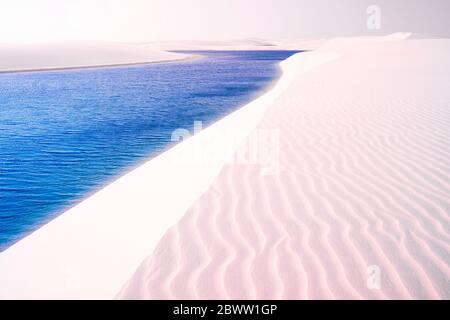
[118,37,450,299]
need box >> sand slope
[118,37,450,299]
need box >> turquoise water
[0,50,299,250]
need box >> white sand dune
[0,34,448,300]
[118,36,450,299]
[0,43,189,73]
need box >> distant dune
[142,38,323,51]
[0,43,189,73]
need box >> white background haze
[0,0,448,44]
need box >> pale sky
[0,0,448,43]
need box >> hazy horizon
[0,0,449,44]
